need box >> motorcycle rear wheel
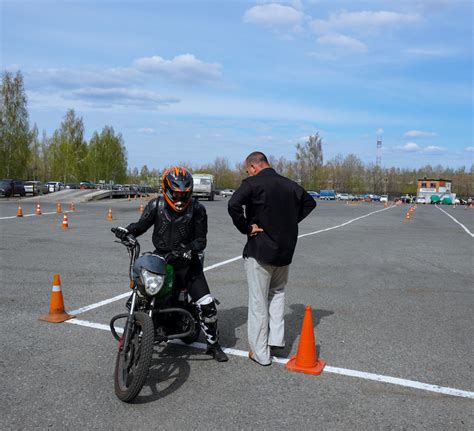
[114,312,154,402]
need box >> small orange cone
[405,212,411,221]
[17,206,23,217]
[56,202,62,214]
[139,203,144,214]
[285,305,326,375]
[107,208,113,220]
[39,275,74,323]
[70,202,76,212]
[61,213,69,230]
[35,204,42,215]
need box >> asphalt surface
[1,193,473,430]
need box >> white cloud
[376,128,384,135]
[423,145,444,154]
[403,130,437,139]
[317,33,368,53]
[138,128,155,134]
[70,88,180,108]
[243,3,303,27]
[398,142,446,154]
[27,67,142,90]
[134,54,222,85]
[465,146,474,152]
[402,142,420,152]
[404,48,455,57]
[312,10,421,34]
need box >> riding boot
[198,301,228,362]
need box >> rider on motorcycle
[115,166,228,362]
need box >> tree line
[1,71,127,184]
[1,70,472,197]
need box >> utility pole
[376,135,382,167]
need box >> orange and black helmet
[162,166,193,212]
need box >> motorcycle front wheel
[114,312,154,402]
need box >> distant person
[228,152,316,366]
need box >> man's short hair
[246,151,269,166]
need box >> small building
[417,178,456,203]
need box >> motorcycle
[109,227,201,402]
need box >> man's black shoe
[206,343,229,362]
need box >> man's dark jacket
[126,197,207,254]
[228,168,316,266]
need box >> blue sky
[2,0,472,170]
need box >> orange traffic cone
[35,204,42,215]
[70,202,76,212]
[285,305,326,376]
[56,202,62,214]
[61,213,69,230]
[107,208,113,221]
[139,203,144,214]
[39,275,74,323]
[405,212,411,221]
[17,206,23,217]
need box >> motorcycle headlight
[141,269,165,296]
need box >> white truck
[192,173,215,201]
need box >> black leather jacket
[126,197,207,254]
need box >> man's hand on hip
[249,224,263,236]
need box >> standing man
[228,152,316,366]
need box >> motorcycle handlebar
[111,227,138,246]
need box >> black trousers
[172,254,210,302]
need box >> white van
[192,174,215,201]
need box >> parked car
[0,179,26,197]
[337,193,350,201]
[80,181,95,189]
[380,195,388,203]
[47,181,64,192]
[220,188,235,198]
[0,179,14,197]
[319,189,337,200]
[401,195,414,204]
[307,190,320,199]
[24,180,42,196]
[65,183,80,189]
[416,196,427,204]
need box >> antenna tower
[376,135,382,167]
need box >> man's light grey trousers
[244,257,289,365]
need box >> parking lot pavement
[1,199,472,429]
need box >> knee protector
[197,297,217,324]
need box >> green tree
[0,71,30,178]
[88,126,127,184]
[48,109,87,182]
[295,133,323,189]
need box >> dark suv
[0,179,26,197]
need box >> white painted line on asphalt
[69,292,131,315]
[67,205,395,315]
[203,256,242,272]
[436,206,474,238]
[67,318,117,333]
[322,365,474,399]
[65,318,474,400]
[0,210,76,220]
[298,205,395,238]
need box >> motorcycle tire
[114,312,154,402]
